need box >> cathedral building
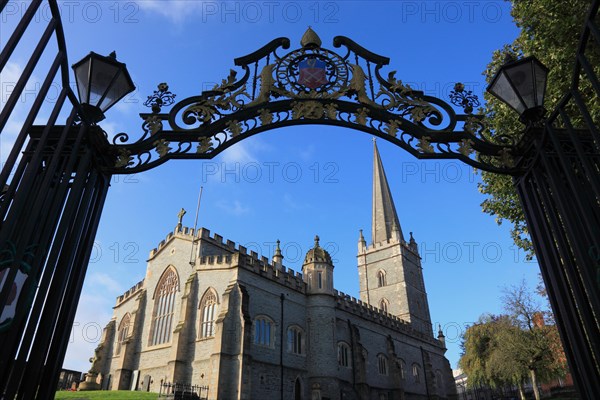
[87,142,457,400]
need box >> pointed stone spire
[273,239,284,270]
[372,139,404,244]
[301,26,322,49]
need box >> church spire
[372,139,404,244]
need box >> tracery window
[399,358,406,380]
[149,266,179,346]
[287,325,304,355]
[338,342,351,367]
[413,363,422,383]
[199,288,218,338]
[379,298,389,313]
[377,270,386,287]
[115,313,131,355]
[378,354,389,375]
[254,316,274,347]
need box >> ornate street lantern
[72,51,135,123]
[487,55,549,124]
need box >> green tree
[459,282,568,400]
[479,0,595,258]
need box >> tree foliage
[479,0,595,258]
[459,282,568,400]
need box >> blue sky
[0,0,545,373]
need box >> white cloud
[221,140,257,164]
[298,145,315,161]
[137,0,206,24]
[216,199,250,216]
[282,192,310,212]
[88,272,124,294]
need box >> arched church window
[436,370,444,391]
[379,298,389,313]
[149,266,179,346]
[377,270,386,287]
[338,342,351,367]
[199,288,218,338]
[398,358,406,380]
[254,316,274,347]
[287,325,305,355]
[412,363,422,383]
[115,313,130,355]
[378,354,389,375]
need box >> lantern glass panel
[88,59,121,111]
[98,70,131,111]
[505,61,536,110]
[74,57,91,105]
[534,62,548,107]
[491,71,526,114]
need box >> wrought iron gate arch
[102,29,518,176]
[1,1,600,399]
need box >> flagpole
[189,185,203,266]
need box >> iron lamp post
[487,55,549,124]
[72,51,135,123]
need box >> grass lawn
[54,391,158,399]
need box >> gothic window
[115,313,130,355]
[338,342,351,368]
[435,370,444,391]
[398,358,406,380]
[199,288,218,338]
[287,325,304,355]
[377,270,386,287]
[412,363,422,383]
[379,298,389,313]
[378,354,389,376]
[149,266,179,346]
[254,316,274,347]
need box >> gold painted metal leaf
[153,139,172,158]
[354,108,369,125]
[196,137,213,154]
[384,120,400,137]
[417,136,434,153]
[115,149,132,168]
[227,120,243,137]
[259,108,273,125]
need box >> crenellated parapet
[198,249,306,294]
[116,279,144,306]
[334,290,439,346]
[365,238,419,257]
[148,226,237,259]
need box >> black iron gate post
[513,129,600,399]
[0,122,114,399]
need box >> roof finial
[177,207,186,227]
[301,26,322,49]
[314,235,320,248]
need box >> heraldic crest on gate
[107,28,519,174]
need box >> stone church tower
[357,141,433,336]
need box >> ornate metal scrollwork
[102,28,523,175]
